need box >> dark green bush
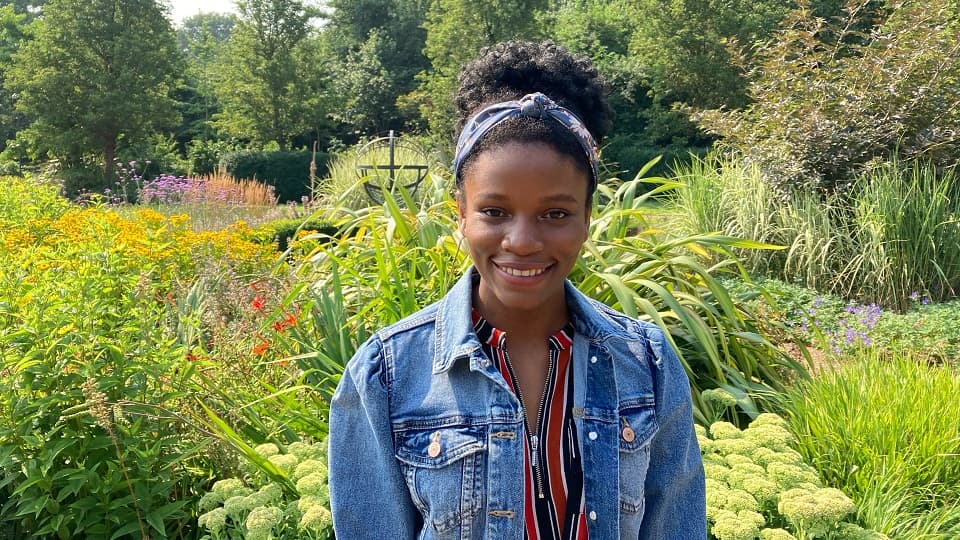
[221,151,330,203]
[57,165,107,200]
[253,217,338,253]
[693,0,960,194]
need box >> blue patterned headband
[453,92,600,190]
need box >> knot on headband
[453,92,600,190]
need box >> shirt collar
[433,267,634,373]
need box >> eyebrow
[474,192,581,204]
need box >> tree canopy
[4,0,181,177]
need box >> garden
[1,0,959,539]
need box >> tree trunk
[103,136,117,180]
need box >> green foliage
[196,442,332,540]
[253,217,338,253]
[570,167,803,424]
[323,0,431,133]
[416,0,547,144]
[222,150,330,203]
[0,4,29,155]
[630,0,788,110]
[0,179,282,538]
[674,154,960,308]
[0,175,68,225]
[187,138,245,177]
[211,0,327,150]
[784,353,960,537]
[693,0,960,194]
[327,29,399,135]
[318,137,441,210]
[544,0,728,179]
[268,164,802,432]
[700,413,888,540]
[4,0,182,177]
[57,163,112,200]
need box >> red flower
[251,294,266,312]
[252,341,269,355]
[186,353,199,362]
[272,320,287,332]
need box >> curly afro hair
[454,40,613,190]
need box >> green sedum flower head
[246,505,283,533]
[710,421,744,440]
[778,487,856,537]
[293,458,328,481]
[711,509,765,540]
[254,443,281,457]
[267,453,298,476]
[759,528,797,540]
[197,507,228,536]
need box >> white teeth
[500,266,546,277]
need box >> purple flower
[910,291,920,301]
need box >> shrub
[693,0,960,194]
[700,413,888,540]
[0,187,280,537]
[196,441,333,540]
[252,217,338,253]
[56,164,108,200]
[784,352,960,537]
[222,150,330,203]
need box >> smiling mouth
[496,264,551,278]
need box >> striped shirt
[472,311,589,540]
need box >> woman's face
[457,142,591,323]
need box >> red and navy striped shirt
[472,311,589,540]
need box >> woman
[328,40,705,539]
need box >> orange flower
[186,353,199,362]
[272,320,287,332]
[251,294,266,312]
[252,341,270,355]
[284,312,297,327]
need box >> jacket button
[427,432,441,457]
[590,356,598,364]
[588,431,598,440]
[622,426,636,443]
[589,511,597,520]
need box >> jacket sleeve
[328,336,421,539]
[638,330,707,539]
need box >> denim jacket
[328,269,706,539]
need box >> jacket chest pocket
[618,405,657,519]
[395,425,487,538]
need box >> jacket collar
[432,267,632,373]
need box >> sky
[167,0,238,25]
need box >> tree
[415,0,547,145]
[4,0,181,178]
[211,0,327,150]
[176,12,237,145]
[328,29,398,134]
[323,0,430,134]
[0,4,28,155]
[693,0,960,194]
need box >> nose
[501,217,543,255]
